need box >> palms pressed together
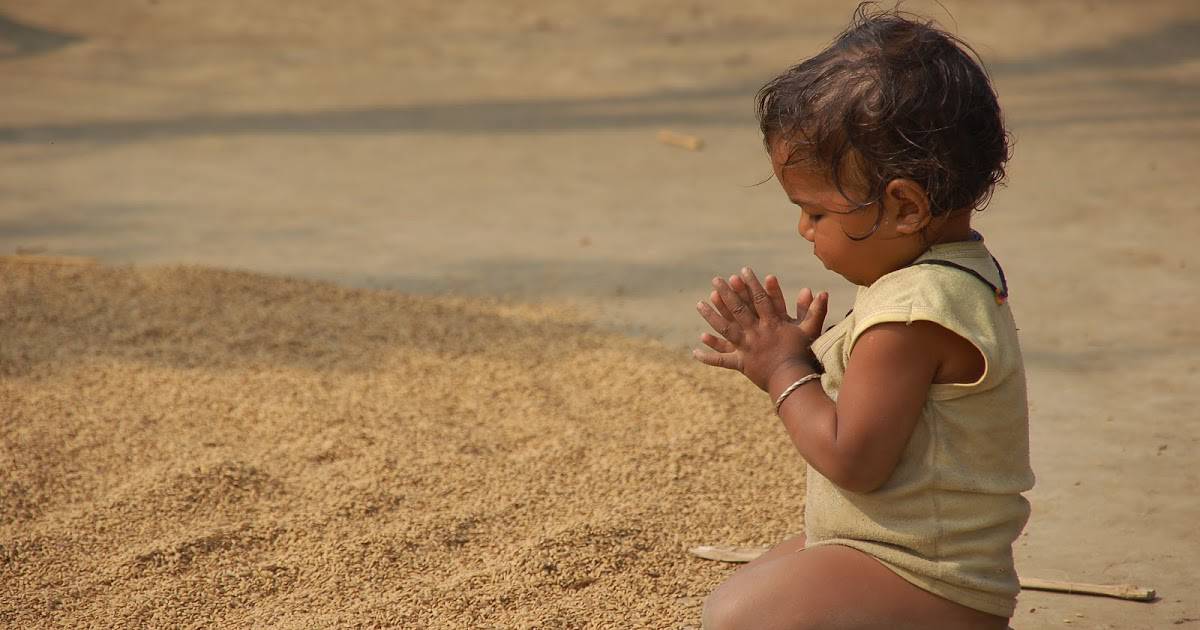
[693,267,830,392]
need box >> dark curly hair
[756,4,1010,231]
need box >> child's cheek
[811,242,831,269]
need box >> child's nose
[798,214,816,242]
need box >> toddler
[692,6,1034,629]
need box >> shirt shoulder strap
[909,257,1009,305]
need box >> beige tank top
[806,237,1035,618]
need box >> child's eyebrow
[790,196,860,215]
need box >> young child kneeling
[693,7,1033,629]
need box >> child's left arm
[694,267,953,494]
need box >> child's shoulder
[855,239,1009,325]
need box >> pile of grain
[0,260,806,628]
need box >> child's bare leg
[703,544,1008,630]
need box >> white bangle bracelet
[774,373,822,415]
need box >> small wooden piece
[656,129,704,151]
[1018,577,1156,602]
[689,545,768,563]
[688,545,1156,602]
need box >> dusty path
[2,1,1199,627]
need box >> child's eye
[795,201,824,223]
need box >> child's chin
[828,266,864,286]
[815,254,856,283]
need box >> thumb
[795,287,813,322]
[799,291,829,338]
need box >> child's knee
[702,579,828,630]
[700,584,740,630]
[701,582,765,630]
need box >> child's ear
[884,179,932,234]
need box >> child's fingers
[800,291,829,337]
[710,291,735,322]
[738,267,777,321]
[696,300,744,343]
[700,332,735,353]
[764,275,790,319]
[795,287,814,322]
[712,277,757,327]
[728,274,751,301]
[691,348,742,371]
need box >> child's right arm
[762,320,942,493]
[695,267,977,494]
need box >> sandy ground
[1,259,794,628]
[2,1,1199,627]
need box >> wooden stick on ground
[656,129,704,151]
[689,545,771,563]
[1017,577,1155,602]
[688,545,1156,603]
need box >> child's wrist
[766,358,818,399]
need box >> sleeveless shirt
[805,237,1035,618]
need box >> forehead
[769,139,817,177]
[769,142,838,202]
[767,138,866,209]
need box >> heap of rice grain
[0,259,806,629]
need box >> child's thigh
[702,544,1008,630]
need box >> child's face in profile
[769,140,916,286]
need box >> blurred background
[3,1,1199,627]
[3,0,1197,344]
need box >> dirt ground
[2,1,1198,628]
